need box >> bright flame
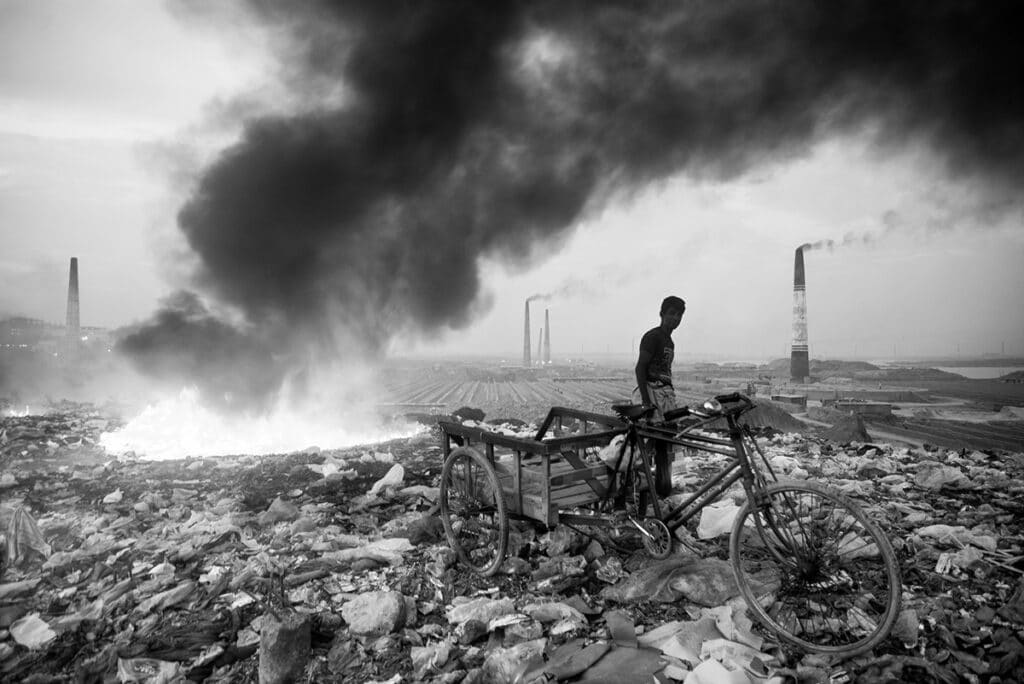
[99,386,424,461]
[3,405,33,417]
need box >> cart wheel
[440,446,509,576]
[729,481,901,656]
[641,518,673,559]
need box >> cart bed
[439,406,626,526]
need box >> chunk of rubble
[259,610,311,684]
[342,590,408,636]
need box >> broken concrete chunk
[258,610,311,684]
[342,590,407,636]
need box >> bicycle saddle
[663,406,691,422]
[611,403,654,420]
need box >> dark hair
[660,296,686,315]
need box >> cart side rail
[438,420,555,454]
[534,406,626,442]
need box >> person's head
[659,295,685,331]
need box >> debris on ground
[1,400,1023,682]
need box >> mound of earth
[764,358,881,376]
[819,414,871,443]
[999,370,1024,382]
[707,399,806,433]
[806,405,851,423]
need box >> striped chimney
[790,246,809,380]
[523,299,532,367]
[543,309,551,364]
[66,257,80,339]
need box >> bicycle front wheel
[729,481,901,656]
[440,447,509,576]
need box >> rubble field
[1,402,1024,683]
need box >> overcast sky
[2,0,1022,367]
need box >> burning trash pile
[1,402,1023,683]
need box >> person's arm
[635,348,653,406]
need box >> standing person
[634,295,685,496]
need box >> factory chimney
[790,247,809,381]
[543,309,551,364]
[66,257,80,341]
[523,299,531,367]
[537,327,543,365]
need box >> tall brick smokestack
[66,257,80,341]
[544,309,551,364]
[523,299,531,367]
[791,247,809,381]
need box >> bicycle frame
[626,410,768,534]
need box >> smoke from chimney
[122,1,1024,406]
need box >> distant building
[1,317,64,348]
[1,317,112,353]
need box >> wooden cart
[438,406,670,575]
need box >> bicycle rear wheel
[440,447,509,576]
[729,481,901,656]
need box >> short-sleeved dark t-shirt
[639,326,674,386]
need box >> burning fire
[3,405,33,418]
[99,387,423,461]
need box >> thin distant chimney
[66,257,80,339]
[790,247,809,380]
[523,299,532,367]
[537,327,543,364]
[543,309,551,364]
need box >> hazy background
[2,0,1022,375]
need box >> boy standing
[634,295,685,496]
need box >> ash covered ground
[1,387,1023,683]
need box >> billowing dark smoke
[125,0,1024,406]
[117,292,287,408]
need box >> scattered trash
[0,399,1021,682]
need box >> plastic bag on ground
[697,501,741,540]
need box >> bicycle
[438,392,902,657]
[608,392,902,656]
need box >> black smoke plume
[125,0,1024,406]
